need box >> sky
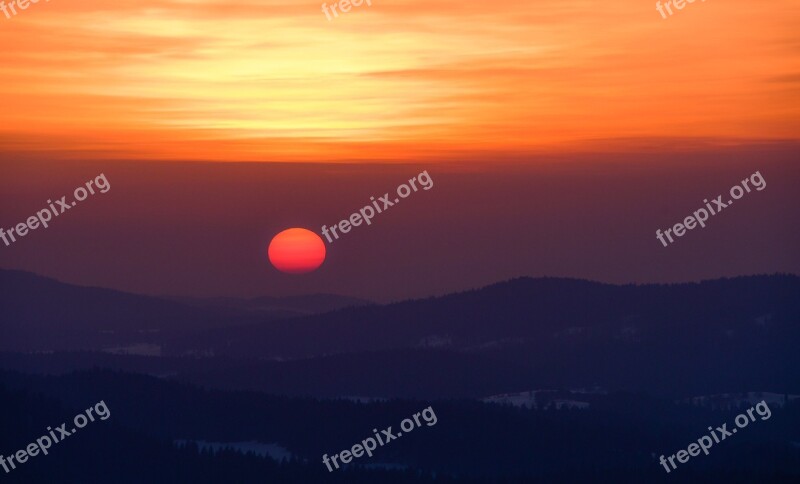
[0,0,798,301]
[1,147,798,302]
[0,0,797,162]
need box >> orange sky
[0,0,797,162]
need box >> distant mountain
[3,271,799,398]
[171,293,371,316]
[0,349,537,399]
[170,275,800,359]
[3,273,799,481]
[177,348,541,399]
[0,269,366,353]
[0,269,216,352]
[165,275,800,396]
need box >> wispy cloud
[0,0,798,161]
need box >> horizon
[2,266,798,304]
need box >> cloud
[0,0,797,161]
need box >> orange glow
[0,0,797,162]
[268,228,326,274]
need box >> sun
[268,228,326,274]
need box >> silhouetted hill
[178,348,541,398]
[172,293,371,316]
[0,378,451,484]
[158,275,800,396]
[3,273,798,398]
[0,269,220,352]
[170,275,800,359]
[0,269,368,353]
[1,369,798,482]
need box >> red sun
[268,228,326,274]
